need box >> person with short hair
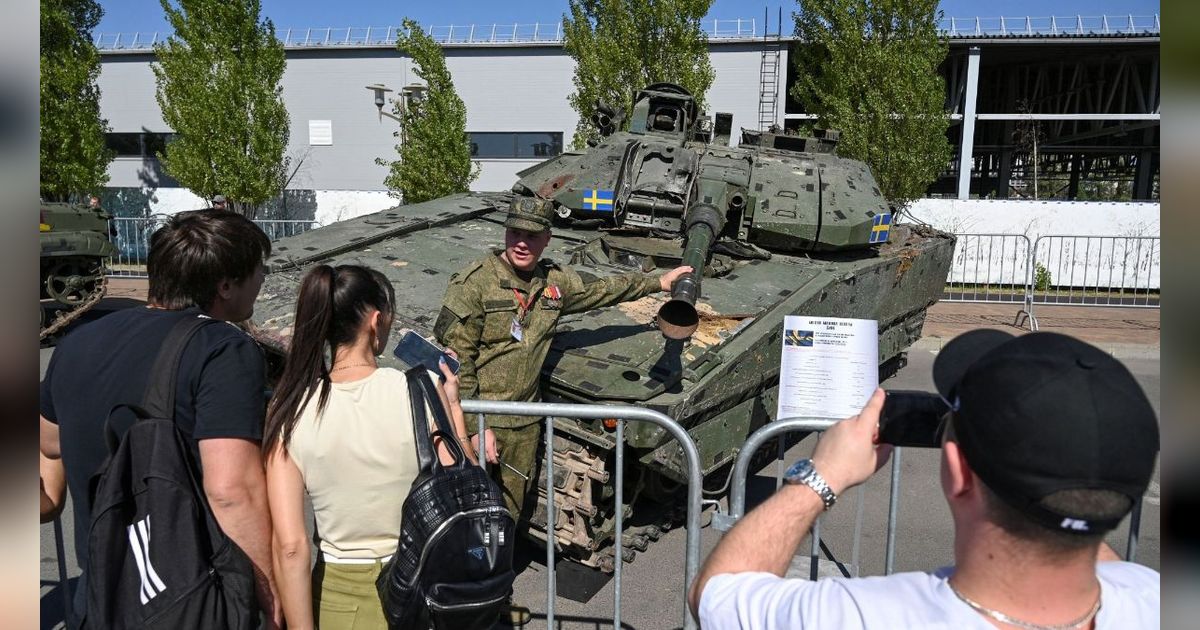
[40,210,281,626]
[211,194,228,211]
[690,330,1160,629]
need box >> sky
[95,0,1161,36]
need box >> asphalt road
[39,338,1161,630]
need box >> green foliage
[563,0,716,148]
[790,0,952,207]
[377,19,478,204]
[1033,262,1052,292]
[40,0,113,201]
[152,0,290,217]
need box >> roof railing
[94,14,1158,51]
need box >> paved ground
[39,284,1160,629]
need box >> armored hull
[248,191,954,569]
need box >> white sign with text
[776,316,878,421]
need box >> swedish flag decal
[869,213,892,244]
[583,189,614,212]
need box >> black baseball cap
[933,330,1159,534]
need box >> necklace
[330,362,375,372]
[949,583,1101,630]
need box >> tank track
[524,432,683,573]
[41,259,109,341]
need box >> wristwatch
[784,458,837,510]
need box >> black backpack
[376,368,516,630]
[83,315,258,629]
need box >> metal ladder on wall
[757,7,784,131]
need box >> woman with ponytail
[264,264,488,630]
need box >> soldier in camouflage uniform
[435,196,692,524]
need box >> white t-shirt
[699,562,1159,629]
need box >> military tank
[248,83,955,571]
[40,201,117,340]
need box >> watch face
[784,458,813,482]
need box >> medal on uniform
[543,284,562,309]
[510,316,524,341]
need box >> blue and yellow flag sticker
[583,189,614,212]
[869,213,892,244]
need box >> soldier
[435,195,691,626]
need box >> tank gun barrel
[657,204,724,340]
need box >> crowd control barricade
[943,233,1037,331]
[711,417,1148,578]
[459,399,704,630]
[108,216,165,278]
[106,217,321,278]
[1031,235,1160,308]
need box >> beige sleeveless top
[287,367,425,559]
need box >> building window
[106,132,175,158]
[469,132,563,159]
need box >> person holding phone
[690,330,1159,629]
[264,264,482,630]
[435,195,692,626]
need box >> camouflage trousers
[489,421,544,525]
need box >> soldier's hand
[476,429,499,464]
[659,266,695,292]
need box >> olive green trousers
[311,559,388,630]
[490,422,544,525]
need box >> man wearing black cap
[690,330,1159,629]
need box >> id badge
[510,316,524,341]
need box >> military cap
[504,196,554,234]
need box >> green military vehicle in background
[248,84,955,571]
[40,201,116,339]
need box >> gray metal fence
[711,417,1148,578]
[107,217,321,278]
[942,233,1037,330]
[460,399,703,630]
[1031,235,1161,308]
[942,232,1161,332]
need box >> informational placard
[776,316,878,421]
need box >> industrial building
[93,14,1159,230]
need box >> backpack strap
[406,366,467,476]
[143,314,221,418]
[101,314,221,453]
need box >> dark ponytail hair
[264,264,396,451]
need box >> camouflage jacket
[434,252,661,427]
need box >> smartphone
[878,390,948,448]
[393,330,460,375]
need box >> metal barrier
[107,217,321,278]
[1031,235,1160,308]
[943,233,1037,330]
[711,418,1147,577]
[460,399,703,630]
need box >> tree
[40,0,113,201]
[152,0,290,217]
[562,0,715,148]
[791,0,951,207]
[377,19,478,204]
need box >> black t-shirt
[40,306,267,571]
